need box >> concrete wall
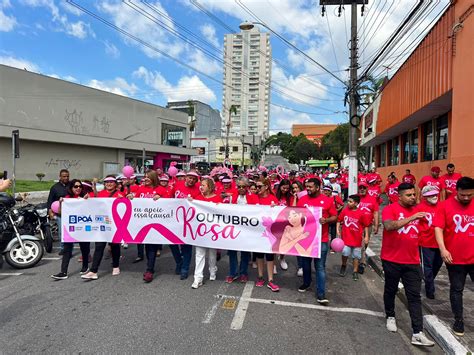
[0,138,119,180]
[0,65,194,156]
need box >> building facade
[360,2,473,180]
[222,26,271,139]
[291,124,338,146]
[167,100,222,163]
[0,65,195,180]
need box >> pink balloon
[168,166,178,177]
[122,165,135,178]
[51,201,60,214]
[330,238,345,253]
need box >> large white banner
[62,198,322,258]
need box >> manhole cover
[222,299,237,310]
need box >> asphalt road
[0,244,442,354]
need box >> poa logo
[69,215,93,224]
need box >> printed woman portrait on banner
[269,207,319,256]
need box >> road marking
[230,282,254,330]
[42,257,61,260]
[0,272,23,276]
[246,298,384,318]
[202,282,230,324]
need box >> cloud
[133,66,217,104]
[272,64,329,105]
[86,77,138,97]
[46,73,78,82]
[200,23,219,47]
[187,49,221,76]
[99,1,184,60]
[20,0,94,39]
[104,40,120,59]
[269,105,340,135]
[0,55,40,72]
[0,0,16,32]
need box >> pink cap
[422,185,440,197]
[176,171,186,176]
[222,178,231,183]
[103,177,117,182]
[159,175,169,181]
[82,182,92,188]
[186,171,199,178]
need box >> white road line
[42,257,61,260]
[0,272,23,276]
[202,282,230,324]
[245,297,384,318]
[230,282,254,330]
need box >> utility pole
[241,135,245,169]
[320,0,366,195]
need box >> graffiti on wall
[64,109,112,135]
[45,158,82,170]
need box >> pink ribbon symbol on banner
[453,214,474,233]
[111,198,184,244]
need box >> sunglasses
[256,185,264,189]
[73,185,82,188]
[237,185,247,189]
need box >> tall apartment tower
[222,26,271,138]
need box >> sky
[0,0,450,136]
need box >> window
[162,124,186,147]
[402,132,409,164]
[387,140,393,166]
[410,129,418,163]
[435,114,448,160]
[219,146,225,152]
[390,137,400,166]
[380,143,386,167]
[233,146,238,152]
[422,121,434,161]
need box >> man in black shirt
[47,169,69,255]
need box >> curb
[366,248,472,354]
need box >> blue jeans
[296,256,303,268]
[421,247,443,296]
[145,244,159,273]
[137,244,144,259]
[169,244,193,276]
[302,242,329,298]
[228,250,250,277]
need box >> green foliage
[266,123,365,167]
[263,132,319,164]
[36,172,45,181]
[11,180,55,192]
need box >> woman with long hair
[50,179,91,280]
[190,178,222,289]
[81,175,126,280]
[255,178,280,292]
[290,180,306,276]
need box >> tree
[320,123,365,166]
[359,75,386,107]
[263,133,319,164]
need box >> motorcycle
[0,193,44,269]
[17,201,54,253]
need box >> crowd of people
[45,163,473,346]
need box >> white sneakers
[209,273,216,281]
[191,279,203,289]
[279,258,288,270]
[81,271,98,280]
[297,268,303,277]
[386,317,397,332]
[411,332,435,347]
[112,267,120,276]
[386,318,434,347]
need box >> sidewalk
[367,229,474,351]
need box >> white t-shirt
[237,194,248,205]
[331,182,342,196]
